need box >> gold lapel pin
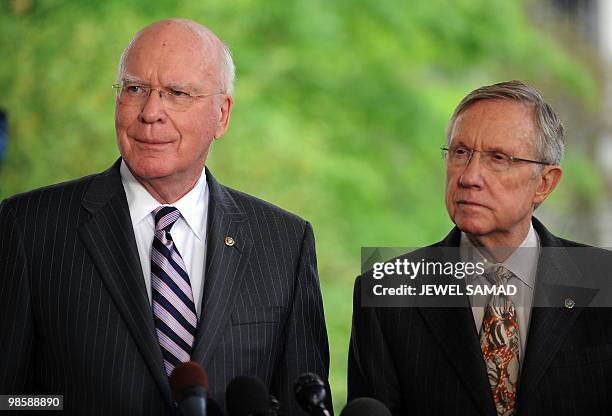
[564,298,575,309]
[224,236,235,247]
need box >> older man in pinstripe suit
[349,81,612,415]
[0,19,330,415]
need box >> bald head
[117,19,235,95]
[114,19,235,203]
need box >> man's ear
[533,165,563,205]
[214,95,233,139]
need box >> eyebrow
[166,83,197,92]
[451,140,511,153]
[120,75,197,93]
[449,138,467,148]
[121,74,147,84]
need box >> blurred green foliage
[0,0,602,410]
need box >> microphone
[169,361,209,416]
[294,373,331,416]
[226,375,270,416]
[340,397,391,416]
[269,394,281,415]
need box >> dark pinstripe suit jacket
[0,159,330,415]
[348,218,612,415]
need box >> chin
[453,215,492,237]
[126,159,176,180]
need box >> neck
[137,173,201,204]
[466,221,531,263]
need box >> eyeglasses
[112,82,224,112]
[441,146,551,172]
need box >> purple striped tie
[151,206,197,376]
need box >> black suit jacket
[0,160,330,415]
[348,218,612,415]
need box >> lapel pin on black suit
[564,298,575,309]
[225,236,235,247]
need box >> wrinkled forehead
[449,99,538,153]
[121,22,221,87]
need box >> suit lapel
[418,228,497,415]
[517,219,599,407]
[77,160,172,406]
[419,306,496,415]
[191,169,253,367]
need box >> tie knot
[485,265,514,285]
[153,206,181,232]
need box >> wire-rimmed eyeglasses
[441,146,551,172]
[112,82,224,112]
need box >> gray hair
[446,80,565,165]
[219,42,235,95]
[116,19,235,95]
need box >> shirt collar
[120,160,208,241]
[460,223,540,289]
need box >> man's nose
[459,151,485,188]
[139,88,167,123]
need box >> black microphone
[169,361,209,416]
[340,397,391,416]
[294,373,331,416]
[226,375,270,416]
[268,394,280,415]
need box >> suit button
[225,236,235,247]
[564,298,575,309]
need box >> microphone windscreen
[294,372,328,412]
[226,375,269,416]
[340,397,391,416]
[169,361,209,401]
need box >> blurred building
[533,0,612,246]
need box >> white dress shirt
[461,224,540,365]
[120,160,209,317]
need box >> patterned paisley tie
[479,265,520,416]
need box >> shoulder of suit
[554,236,589,248]
[553,235,612,261]
[356,241,444,285]
[220,184,311,228]
[1,172,99,215]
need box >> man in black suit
[0,19,330,415]
[348,81,612,415]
